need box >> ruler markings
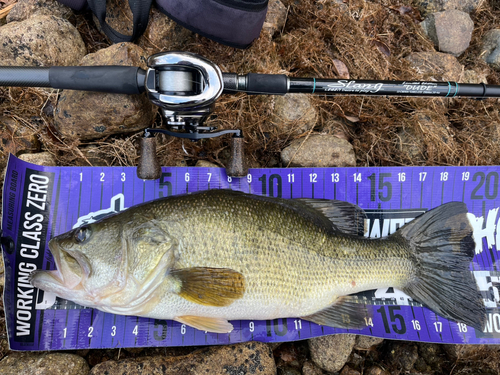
[5,163,500,349]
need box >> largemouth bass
[30,189,485,333]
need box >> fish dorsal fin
[175,316,234,333]
[205,190,366,236]
[171,267,245,307]
[293,199,367,236]
[301,296,372,330]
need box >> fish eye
[74,226,92,243]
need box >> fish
[30,189,486,333]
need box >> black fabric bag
[155,0,269,48]
[57,0,153,43]
[57,0,268,48]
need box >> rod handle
[0,67,50,87]
[137,136,161,180]
[226,135,248,177]
[49,66,146,94]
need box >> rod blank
[222,73,500,98]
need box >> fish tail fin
[394,202,485,330]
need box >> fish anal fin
[175,316,234,333]
[171,267,245,307]
[302,296,372,330]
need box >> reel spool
[137,52,247,180]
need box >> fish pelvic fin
[395,201,486,330]
[174,316,234,333]
[171,267,245,307]
[301,296,372,330]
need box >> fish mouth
[45,238,91,290]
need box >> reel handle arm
[0,66,146,95]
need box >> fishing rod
[1,51,499,179]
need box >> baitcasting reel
[137,52,246,180]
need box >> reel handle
[226,134,248,178]
[137,135,161,180]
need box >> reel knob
[226,134,248,178]
[137,134,161,180]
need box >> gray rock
[281,134,356,168]
[0,116,41,171]
[7,0,74,23]
[53,43,157,141]
[263,0,287,37]
[176,159,188,167]
[19,151,57,166]
[386,341,419,371]
[413,0,483,17]
[414,111,453,146]
[272,94,318,135]
[0,15,86,66]
[461,69,488,84]
[317,0,349,13]
[354,335,384,350]
[480,29,500,71]
[195,160,219,168]
[90,341,276,375]
[405,51,463,81]
[340,365,361,375]
[397,125,426,162]
[365,366,391,375]
[137,6,194,54]
[308,334,356,373]
[0,352,89,375]
[302,360,325,375]
[421,10,474,56]
[346,352,364,370]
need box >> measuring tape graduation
[3,155,500,350]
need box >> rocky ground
[1,0,500,374]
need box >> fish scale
[142,191,414,319]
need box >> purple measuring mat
[2,155,500,351]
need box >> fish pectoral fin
[301,296,372,330]
[175,316,234,333]
[170,267,245,307]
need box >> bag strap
[87,0,153,43]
